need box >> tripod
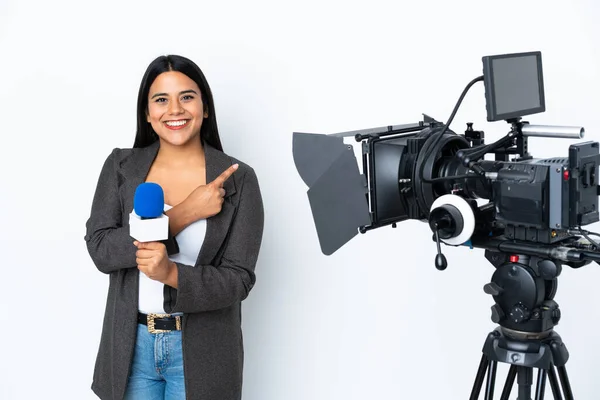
[469,327,574,400]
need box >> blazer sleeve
[84,148,179,274]
[167,166,264,313]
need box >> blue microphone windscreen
[133,183,165,218]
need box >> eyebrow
[150,89,199,99]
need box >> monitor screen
[483,51,545,121]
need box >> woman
[85,55,264,400]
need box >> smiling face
[146,71,207,147]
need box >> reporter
[85,55,264,400]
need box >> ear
[204,105,209,118]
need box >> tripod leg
[485,360,498,400]
[535,369,547,400]
[500,365,517,400]
[547,367,564,400]
[517,366,533,400]
[556,366,574,400]
[470,354,489,400]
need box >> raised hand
[186,163,239,219]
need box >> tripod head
[482,250,561,335]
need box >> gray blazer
[85,141,264,400]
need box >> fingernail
[233,164,239,169]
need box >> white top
[138,204,207,314]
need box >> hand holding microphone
[130,182,175,283]
[134,241,173,283]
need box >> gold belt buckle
[146,313,182,334]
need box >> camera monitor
[483,51,545,122]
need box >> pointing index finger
[212,163,239,187]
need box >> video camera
[292,51,600,398]
[293,51,600,262]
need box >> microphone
[129,182,169,242]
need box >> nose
[168,99,184,115]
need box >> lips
[164,120,189,130]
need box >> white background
[1,0,599,398]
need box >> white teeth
[165,120,188,127]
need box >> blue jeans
[124,323,186,399]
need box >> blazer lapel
[119,141,160,213]
[197,144,237,266]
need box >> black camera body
[365,118,600,246]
